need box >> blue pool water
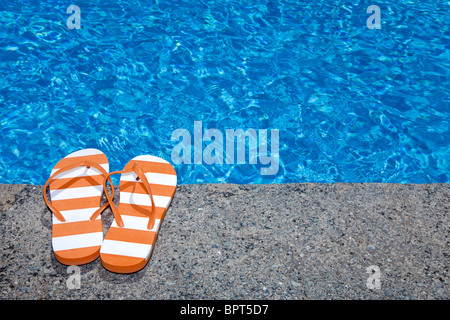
[0,0,449,185]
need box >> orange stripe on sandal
[100,254,147,274]
[120,181,176,197]
[52,219,103,237]
[53,154,108,170]
[51,197,102,211]
[54,246,102,266]
[49,175,105,190]
[105,226,156,245]
[111,203,166,219]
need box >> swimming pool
[0,0,448,185]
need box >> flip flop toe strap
[43,160,114,222]
[103,162,156,230]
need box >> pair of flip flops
[43,148,177,273]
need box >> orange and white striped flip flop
[43,148,113,265]
[100,155,177,273]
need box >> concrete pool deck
[0,183,448,300]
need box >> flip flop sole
[100,155,177,273]
[49,148,109,265]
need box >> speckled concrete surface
[0,183,448,300]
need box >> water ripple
[0,0,448,184]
